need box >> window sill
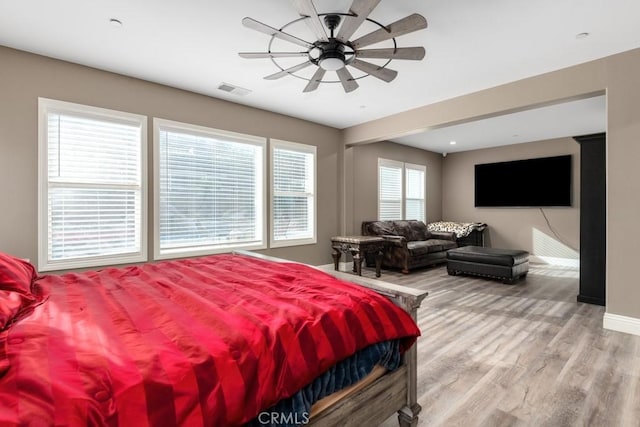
[270,237,317,249]
[38,252,147,273]
[154,242,267,261]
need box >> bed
[0,250,427,426]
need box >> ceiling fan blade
[349,59,397,82]
[303,68,326,92]
[242,17,312,49]
[355,47,425,60]
[264,61,313,80]
[336,0,382,42]
[352,14,428,49]
[336,67,359,93]
[239,52,309,59]
[290,0,328,42]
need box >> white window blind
[378,158,426,222]
[405,164,426,222]
[271,140,316,247]
[38,99,147,271]
[155,120,265,258]
[378,159,403,220]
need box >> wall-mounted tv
[475,155,572,207]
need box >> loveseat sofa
[362,220,457,273]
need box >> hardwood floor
[336,263,640,427]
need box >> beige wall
[342,47,640,321]
[0,46,341,267]
[349,141,442,233]
[4,41,640,322]
[442,138,580,263]
[605,50,640,320]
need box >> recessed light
[576,32,589,39]
[449,141,457,145]
[109,18,123,28]
[359,105,367,109]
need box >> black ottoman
[446,246,529,284]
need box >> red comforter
[0,254,419,426]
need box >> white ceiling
[0,1,637,148]
[391,95,607,153]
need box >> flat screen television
[475,155,572,207]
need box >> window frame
[404,162,427,222]
[153,118,267,260]
[378,158,405,221]
[377,158,427,222]
[37,98,148,272]
[269,139,317,248]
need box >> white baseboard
[530,255,579,268]
[603,312,640,337]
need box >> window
[38,98,147,271]
[154,119,266,259]
[405,164,426,221]
[378,159,426,222]
[270,140,316,247]
[378,159,404,220]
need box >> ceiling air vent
[217,82,252,96]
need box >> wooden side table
[331,235,385,277]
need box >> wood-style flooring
[336,263,640,427]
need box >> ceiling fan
[239,0,428,93]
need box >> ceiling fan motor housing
[318,15,346,71]
[318,42,346,70]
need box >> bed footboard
[233,251,427,427]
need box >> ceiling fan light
[319,57,345,71]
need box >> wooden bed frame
[235,251,428,427]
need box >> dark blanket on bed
[0,254,420,426]
[249,339,402,426]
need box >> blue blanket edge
[246,340,402,426]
